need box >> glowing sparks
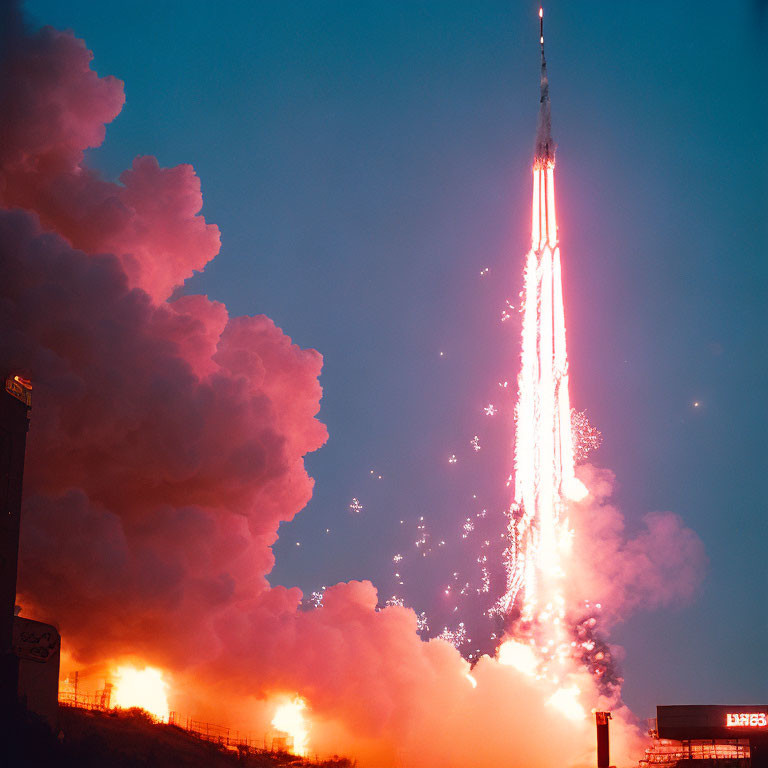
[470,435,481,451]
[484,404,497,416]
[349,497,363,514]
[437,622,468,649]
[448,454,458,464]
[415,518,431,554]
[112,666,169,721]
[272,696,310,756]
[478,566,490,593]
[571,408,602,462]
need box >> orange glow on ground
[112,666,170,721]
[272,696,310,756]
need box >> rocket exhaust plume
[500,6,585,655]
[496,10,705,699]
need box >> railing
[58,689,114,713]
[169,711,268,751]
[57,694,351,764]
[640,738,751,767]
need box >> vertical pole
[596,711,611,768]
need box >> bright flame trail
[501,9,587,642]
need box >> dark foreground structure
[641,705,768,768]
[0,374,32,718]
[0,374,61,730]
[4,705,355,768]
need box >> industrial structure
[641,705,768,768]
[0,373,60,727]
[0,374,32,719]
[596,711,612,768]
[13,615,60,727]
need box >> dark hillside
[4,705,354,768]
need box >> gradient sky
[25,0,767,716]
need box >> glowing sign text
[726,713,767,728]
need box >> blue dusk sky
[24,1,767,715]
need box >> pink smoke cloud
[569,464,706,624]
[0,0,326,665]
[0,17,218,300]
[0,204,326,658]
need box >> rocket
[536,6,554,162]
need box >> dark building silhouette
[0,374,32,718]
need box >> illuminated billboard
[658,705,768,740]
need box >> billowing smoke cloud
[569,464,706,625]
[1,5,701,766]
[0,0,325,668]
[0,13,218,302]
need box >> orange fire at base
[271,696,310,756]
[112,665,170,722]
